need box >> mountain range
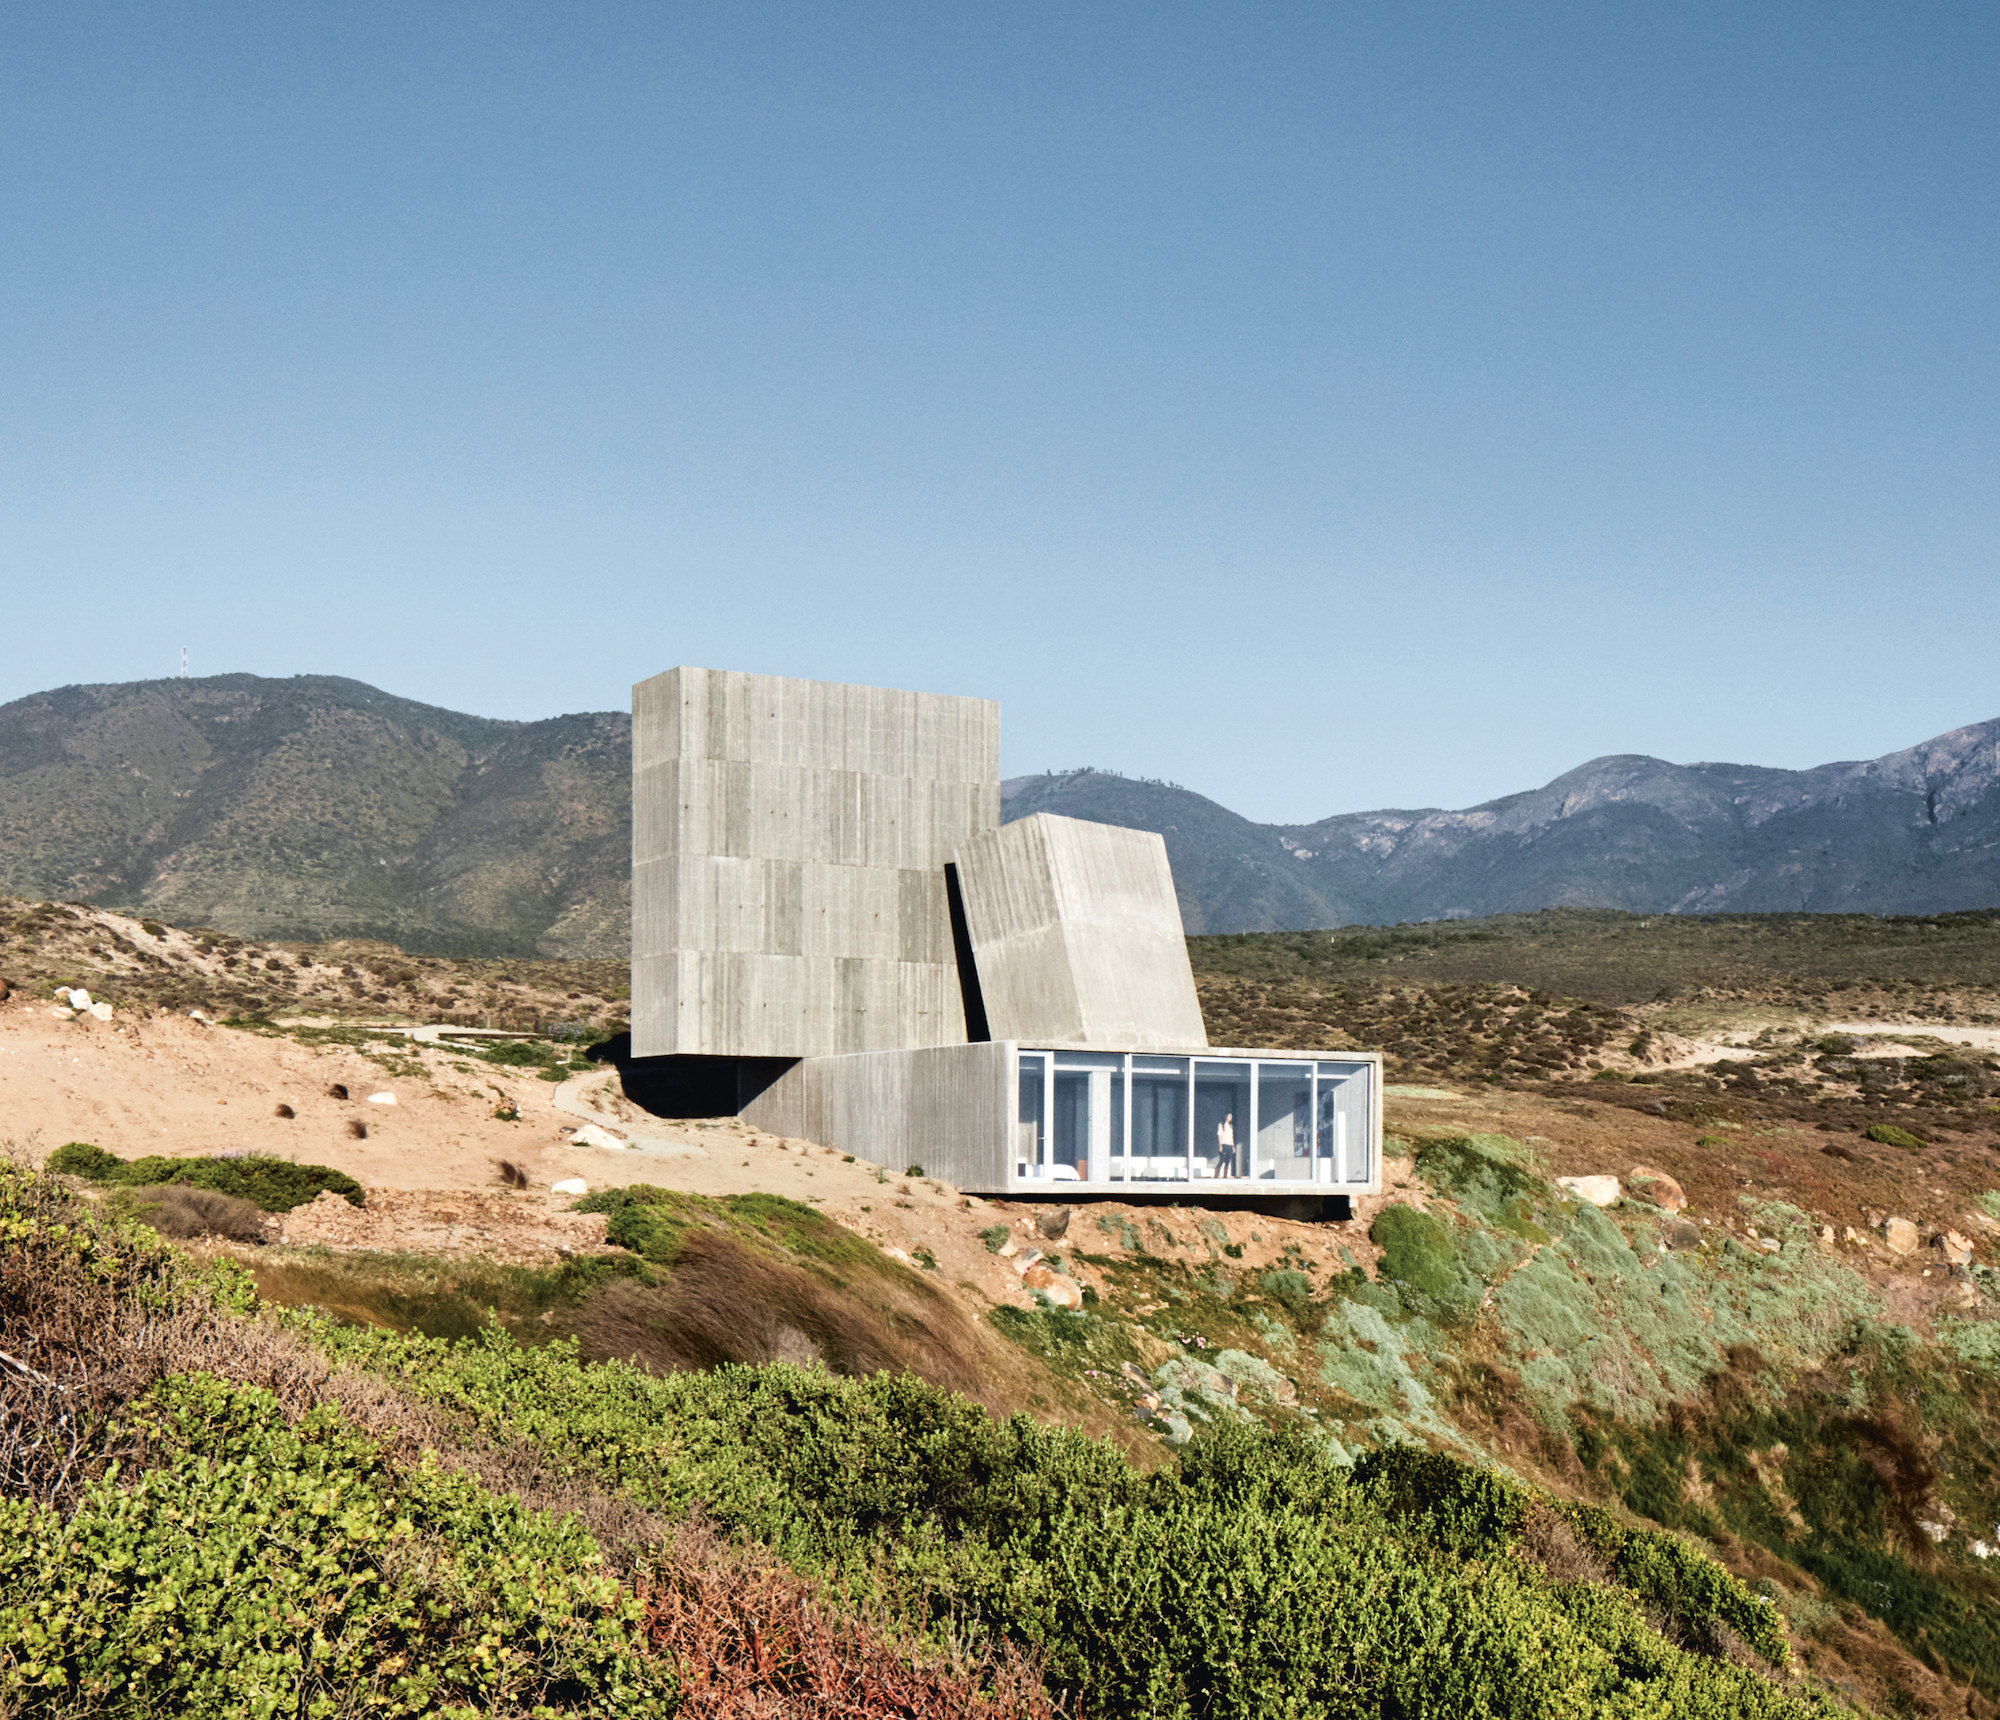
[1,674,1994,952]
[1004,720,2000,931]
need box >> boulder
[1661,1218,1703,1250]
[87,1001,113,1021]
[569,1123,628,1152]
[551,1178,589,1196]
[49,1007,75,1020]
[1626,1165,1687,1213]
[67,989,92,1010]
[1936,1230,1975,1268]
[1022,1266,1082,1309]
[367,1091,398,1106]
[1882,1216,1920,1256]
[1556,1175,1621,1208]
[1036,1207,1072,1241]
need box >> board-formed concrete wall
[632,667,1001,1059]
[952,813,1209,1051]
[739,1039,1012,1189]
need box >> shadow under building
[630,666,1381,1208]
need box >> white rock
[87,1001,113,1021]
[68,989,91,1010]
[569,1123,628,1151]
[1557,1175,1621,1207]
[551,1178,589,1196]
[49,1006,75,1020]
[1937,1230,1975,1267]
[367,1091,398,1106]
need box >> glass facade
[1012,1049,1376,1187]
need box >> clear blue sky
[3,1,1994,822]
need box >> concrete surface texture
[631,667,1002,1059]
[953,813,1210,1050]
[740,1039,1012,1191]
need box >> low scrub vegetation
[0,1158,1841,1717]
[46,1140,363,1212]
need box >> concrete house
[632,666,1381,1208]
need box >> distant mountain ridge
[3,673,1993,950]
[1004,718,2000,932]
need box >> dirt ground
[0,995,1405,1302]
[4,994,1989,1319]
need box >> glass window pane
[1053,1071,1090,1181]
[1129,1061,1188,1182]
[1316,1062,1371,1184]
[1017,1054,1046,1177]
[1195,1060,1251,1182]
[1256,1062,1314,1181]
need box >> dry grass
[642,1519,1056,1720]
[572,1229,989,1401]
[113,1183,271,1243]
[1514,1501,1607,1585]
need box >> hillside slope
[0,675,630,956]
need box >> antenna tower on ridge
[180,647,188,679]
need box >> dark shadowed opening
[603,1051,794,1120]
[943,862,990,1042]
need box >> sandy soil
[0,998,1404,1298]
[1631,1016,2000,1070]
[1816,1021,2000,1054]
[6,996,1986,1326]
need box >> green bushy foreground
[0,1160,1838,1718]
[0,1378,662,1716]
[47,1140,364,1210]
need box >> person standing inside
[1216,1111,1236,1177]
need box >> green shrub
[46,1144,363,1211]
[1352,1444,1527,1556]
[45,1142,122,1179]
[480,1037,562,1068]
[1865,1122,1925,1150]
[0,1374,670,1716]
[1258,1268,1312,1311]
[1562,1502,1789,1667]
[1368,1205,1480,1323]
[981,1225,1012,1253]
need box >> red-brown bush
[642,1522,1057,1720]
